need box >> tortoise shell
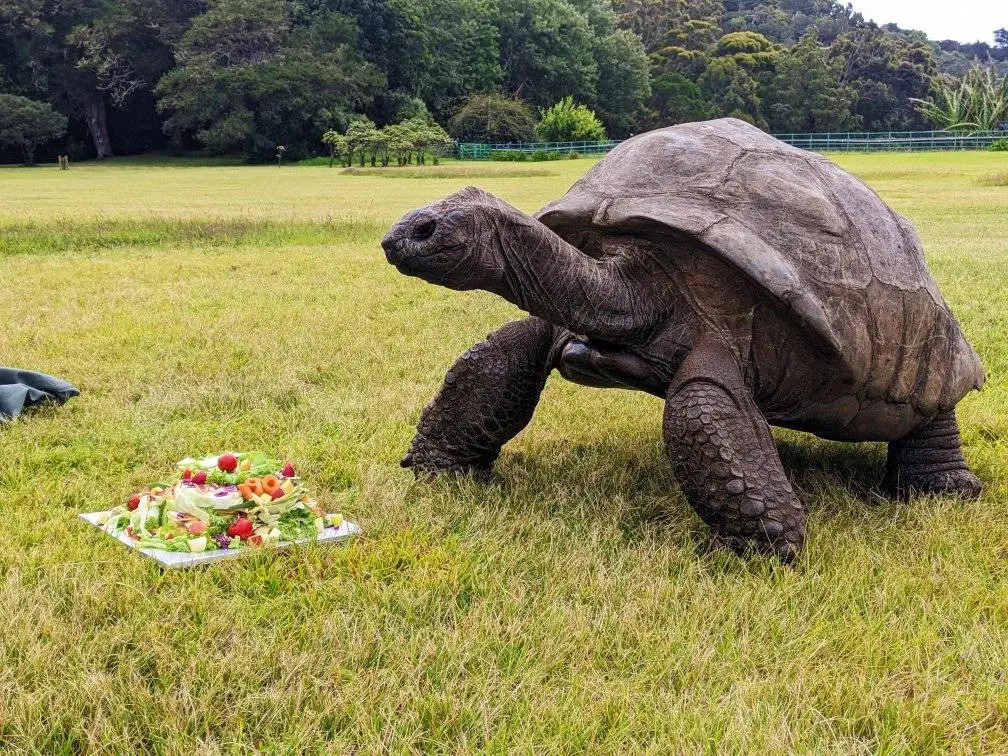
[536,118,984,430]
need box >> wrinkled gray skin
[382,118,985,561]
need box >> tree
[829,24,937,130]
[0,93,67,164]
[649,73,711,125]
[714,31,779,69]
[593,28,651,137]
[613,0,686,52]
[383,122,415,164]
[765,32,860,132]
[156,0,385,160]
[535,96,606,142]
[698,57,768,128]
[345,117,379,166]
[0,0,168,158]
[322,129,349,166]
[402,117,453,164]
[499,0,599,107]
[448,92,537,143]
[911,64,1008,131]
[385,0,502,121]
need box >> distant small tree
[535,96,607,143]
[449,93,536,143]
[384,123,415,165]
[404,117,453,164]
[321,130,348,166]
[345,117,378,167]
[0,94,68,165]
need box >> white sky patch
[846,0,1004,44]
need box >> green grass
[0,151,1006,752]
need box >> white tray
[80,511,361,568]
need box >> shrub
[535,96,607,143]
[0,93,67,165]
[991,137,1008,151]
[489,149,526,161]
[530,150,564,161]
[568,151,581,159]
[449,93,537,144]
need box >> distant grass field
[0,151,1006,752]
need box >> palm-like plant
[912,64,1008,132]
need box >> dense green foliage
[0,93,67,164]
[535,96,607,142]
[448,93,537,144]
[0,0,1006,162]
[912,65,1008,132]
[325,116,453,167]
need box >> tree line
[0,0,1006,164]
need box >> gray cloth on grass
[0,368,79,421]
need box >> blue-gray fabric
[0,368,79,421]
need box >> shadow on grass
[418,432,895,553]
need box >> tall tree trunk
[82,92,113,159]
[21,144,35,165]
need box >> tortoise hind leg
[403,316,566,479]
[663,337,806,562]
[883,410,982,499]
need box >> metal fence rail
[458,130,1007,159]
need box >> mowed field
[0,151,1006,752]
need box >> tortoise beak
[383,210,440,271]
[381,224,408,266]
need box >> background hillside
[0,0,1005,162]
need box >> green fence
[458,130,1006,159]
[457,140,621,159]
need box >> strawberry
[192,470,208,485]
[227,516,254,539]
[187,521,207,536]
[218,453,238,473]
[181,467,192,481]
[127,494,141,511]
[281,462,296,478]
[270,487,285,500]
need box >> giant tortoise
[381,118,985,560]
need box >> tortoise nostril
[411,218,437,241]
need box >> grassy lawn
[1,151,1006,752]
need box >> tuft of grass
[977,171,1008,187]
[0,151,1006,752]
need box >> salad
[96,452,347,553]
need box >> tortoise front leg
[663,337,806,561]
[403,317,566,478]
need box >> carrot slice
[261,475,281,495]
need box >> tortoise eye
[411,218,437,241]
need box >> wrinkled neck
[481,214,637,340]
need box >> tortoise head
[382,186,517,290]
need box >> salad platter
[82,452,360,568]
